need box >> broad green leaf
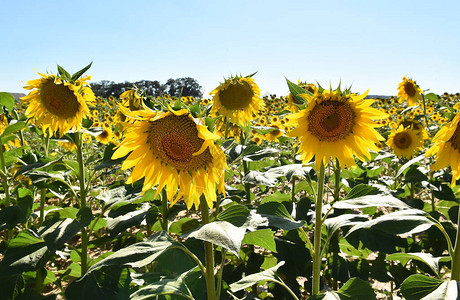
[217,204,250,227]
[0,121,26,138]
[0,188,33,230]
[85,231,186,276]
[396,154,425,178]
[38,218,81,252]
[324,214,369,238]
[130,269,194,300]
[333,194,410,210]
[106,209,147,236]
[44,207,79,221]
[96,185,142,209]
[243,147,279,162]
[66,266,130,300]
[186,221,246,256]
[261,191,291,204]
[248,202,304,230]
[337,277,376,300]
[347,209,435,236]
[344,184,380,200]
[169,217,201,235]
[243,170,278,187]
[386,252,450,277]
[265,164,314,181]
[400,274,444,300]
[420,280,459,300]
[0,92,15,111]
[285,77,309,105]
[308,291,341,300]
[229,261,285,292]
[242,229,277,252]
[0,230,48,275]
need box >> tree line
[90,77,203,98]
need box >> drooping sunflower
[120,89,142,111]
[95,123,113,144]
[21,71,95,137]
[210,76,263,125]
[397,76,422,106]
[426,113,460,185]
[387,125,425,159]
[112,106,227,209]
[287,88,387,170]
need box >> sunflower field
[2,64,460,300]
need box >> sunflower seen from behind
[21,64,95,137]
[112,105,227,209]
[287,87,387,170]
[210,75,263,125]
[397,76,422,106]
[426,112,460,185]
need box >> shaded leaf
[396,154,425,178]
[217,204,250,227]
[344,184,380,200]
[400,274,444,300]
[229,261,285,292]
[386,252,450,278]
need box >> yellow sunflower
[21,71,95,137]
[96,123,113,144]
[397,76,422,106]
[210,76,263,125]
[287,89,387,170]
[387,125,424,159]
[120,89,142,111]
[426,113,460,185]
[112,106,227,209]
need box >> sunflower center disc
[394,132,412,149]
[404,82,416,97]
[148,114,213,171]
[308,100,355,142]
[40,80,81,118]
[219,81,254,110]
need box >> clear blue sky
[1,0,459,97]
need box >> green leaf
[242,229,277,252]
[400,274,444,300]
[344,184,380,200]
[106,209,147,236]
[253,202,304,230]
[186,221,246,256]
[0,121,26,138]
[324,214,369,238]
[265,164,313,181]
[169,218,201,235]
[71,62,93,82]
[333,194,410,209]
[0,188,34,230]
[229,261,285,292]
[243,147,279,162]
[285,77,309,105]
[0,230,48,275]
[130,269,194,300]
[66,266,130,300]
[347,209,435,236]
[0,92,15,111]
[243,170,278,187]
[57,65,71,81]
[96,185,142,209]
[38,218,81,252]
[425,92,440,102]
[337,277,376,300]
[217,204,250,227]
[396,154,425,178]
[386,252,450,277]
[84,231,187,276]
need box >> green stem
[216,249,227,299]
[242,160,251,204]
[75,133,88,277]
[200,195,216,300]
[39,188,46,226]
[312,162,326,295]
[450,204,460,280]
[421,93,430,131]
[0,143,10,206]
[161,188,169,231]
[333,159,341,203]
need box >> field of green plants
[1,64,460,300]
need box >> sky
[1,0,459,97]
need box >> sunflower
[397,76,422,106]
[120,89,142,111]
[112,106,227,209]
[287,88,387,170]
[387,125,424,159]
[96,123,113,144]
[426,113,460,185]
[21,71,94,137]
[210,76,263,125]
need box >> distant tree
[90,77,202,98]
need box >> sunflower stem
[451,204,460,281]
[312,162,326,295]
[161,188,169,231]
[333,159,341,203]
[291,175,296,203]
[38,135,50,226]
[242,160,251,203]
[0,142,11,206]
[200,195,216,300]
[75,132,89,276]
[421,93,430,131]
